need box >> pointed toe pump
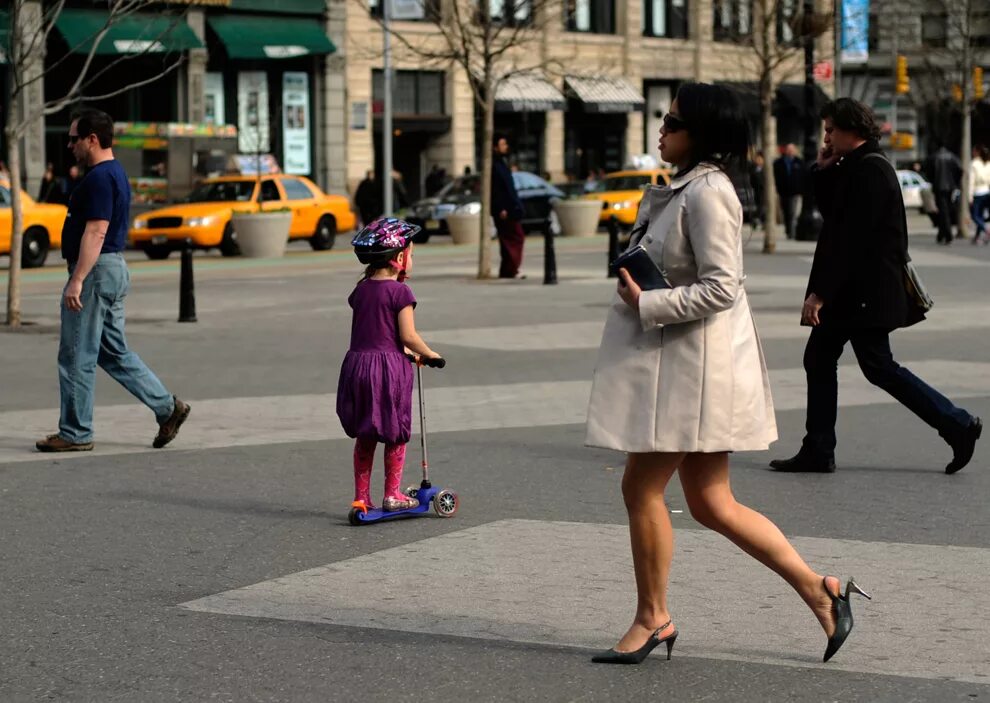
[591,621,678,665]
[822,577,872,663]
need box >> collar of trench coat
[668,162,723,190]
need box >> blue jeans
[801,324,973,458]
[58,253,173,443]
[971,193,990,236]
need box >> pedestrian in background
[491,133,526,279]
[968,144,990,245]
[926,143,962,245]
[37,162,63,203]
[586,83,866,666]
[773,143,804,239]
[62,164,83,204]
[354,170,381,226]
[749,150,766,228]
[771,98,982,475]
[37,109,190,453]
[337,218,443,512]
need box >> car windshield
[186,181,256,202]
[439,175,481,198]
[603,175,651,191]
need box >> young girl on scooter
[337,217,443,512]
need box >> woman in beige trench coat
[587,83,870,665]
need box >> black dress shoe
[591,621,678,665]
[769,452,836,473]
[946,417,983,475]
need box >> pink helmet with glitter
[351,217,421,266]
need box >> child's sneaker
[383,495,419,511]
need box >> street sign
[813,61,834,81]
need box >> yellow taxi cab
[0,180,68,268]
[128,174,356,259]
[581,169,672,227]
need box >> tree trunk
[477,82,495,279]
[760,80,778,254]
[5,105,24,328]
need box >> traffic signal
[975,67,985,100]
[890,132,915,150]
[895,55,909,94]
[952,83,963,102]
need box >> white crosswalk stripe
[2,360,988,465]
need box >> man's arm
[63,220,107,312]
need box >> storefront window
[777,0,798,47]
[566,0,615,34]
[367,0,441,21]
[643,0,688,38]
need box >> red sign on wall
[813,61,834,81]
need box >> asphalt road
[1,224,988,702]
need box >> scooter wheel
[433,490,458,518]
[348,508,363,526]
[404,485,420,498]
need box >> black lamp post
[795,0,824,241]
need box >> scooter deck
[350,487,439,524]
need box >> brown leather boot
[36,434,94,453]
[153,396,191,449]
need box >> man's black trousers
[801,324,972,458]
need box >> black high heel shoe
[591,621,678,665]
[822,577,872,662]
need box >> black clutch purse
[609,245,671,290]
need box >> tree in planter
[716,0,832,253]
[2,0,191,327]
[364,0,568,278]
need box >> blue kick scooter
[348,355,459,525]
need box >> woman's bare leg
[612,451,684,652]
[678,452,837,637]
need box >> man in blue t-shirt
[36,109,191,453]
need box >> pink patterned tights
[353,438,408,506]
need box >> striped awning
[565,75,645,113]
[495,73,565,112]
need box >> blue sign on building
[841,0,870,64]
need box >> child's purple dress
[336,279,417,444]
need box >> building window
[867,13,878,51]
[367,0,441,21]
[974,13,990,48]
[488,0,532,25]
[642,0,688,38]
[776,0,798,46]
[372,70,445,115]
[566,0,615,34]
[921,14,947,48]
[714,0,752,43]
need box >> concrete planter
[230,211,291,258]
[553,199,603,237]
[445,212,492,245]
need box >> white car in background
[897,169,932,210]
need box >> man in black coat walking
[926,145,962,244]
[770,98,982,475]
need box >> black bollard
[542,215,558,285]
[607,216,620,277]
[178,240,197,323]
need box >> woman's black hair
[674,82,751,170]
[819,98,882,141]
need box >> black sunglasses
[662,113,688,133]
[68,133,89,144]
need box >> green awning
[207,15,335,60]
[54,9,204,55]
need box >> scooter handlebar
[405,353,446,369]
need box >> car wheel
[310,215,336,251]
[219,222,240,257]
[144,245,171,260]
[21,227,49,268]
